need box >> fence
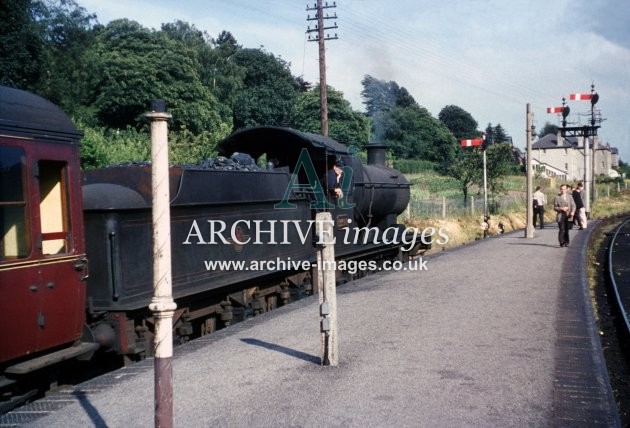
[405,194,527,219]
[406,180,629,220]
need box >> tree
[361,75,397,117]
[484,123,511,146]
[231,48,299,129]
[448,142,517,202]
[485,142,517,192]
[34,0,99,112]
[292,85,369,146]
[361,75,415,117]
[0,0,46,88]
[81,19,224,135]
[448,149,482,203]
[373,105,457,165]
[360,75,458,167]
[205,31,246,114]
[438,105,479,140]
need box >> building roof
[532,134,578,149]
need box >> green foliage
[595,175,624,184]
[79,124,227,169]
[447,148,481,201]
[206,31,246,110]
[361,75,399,117]
[485,142,518,192]
[447,142,517,201]
[361,75,457,169]
[438,105,479,140]
[292,85,370,147]
[484,122,511,145]
[392,159,437,174]
[80,19,226,134]
[618,160,630,177]
[407,172,463,200]
[231,48,299,129]
[80,125,150,168]
[374,105,457,167]
[0,0,46,88]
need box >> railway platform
[3,223,620,427]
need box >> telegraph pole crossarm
[306,1,338,137]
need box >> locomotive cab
[0,86,94,387]
[217,127,413,253]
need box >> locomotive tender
[0,86,416,410]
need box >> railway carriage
[0,86,93,409]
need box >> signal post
[460,137,489,237]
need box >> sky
[76,0,630,163]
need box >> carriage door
[35,159,84,351]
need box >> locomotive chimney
[366,143,387,167]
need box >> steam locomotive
[0,85,417,411]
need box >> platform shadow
[72,390,107,428]
[240,338,320,364]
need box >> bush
[393,159,437,174]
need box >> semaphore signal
[569,93,592,101]
[460,138,483,147]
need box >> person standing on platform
[572,182,587,229]
[532,186,547,229]
[553,184,576,247]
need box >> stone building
[530,133,616,181]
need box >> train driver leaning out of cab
[326,160,344,199]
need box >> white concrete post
[145,100,176,428]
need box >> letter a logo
[274,148,334,209]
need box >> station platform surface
[11,223,621,427]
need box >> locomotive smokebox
[352,142,410,228]
[367,143,387,167]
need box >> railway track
[607,217,630,339]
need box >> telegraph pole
[306,1,338,136]
[525,103,534,238]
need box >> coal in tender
[185,152,262,172]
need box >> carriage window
[0,147,30,260]
[38,161,69,255]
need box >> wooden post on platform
[146,100,176,428]
[525,103,534,239]
[315,212,338,366]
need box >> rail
[607,217,630,335]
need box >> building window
[38,161,70,255]
[0,147,30,260]
[565,163,568,170]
